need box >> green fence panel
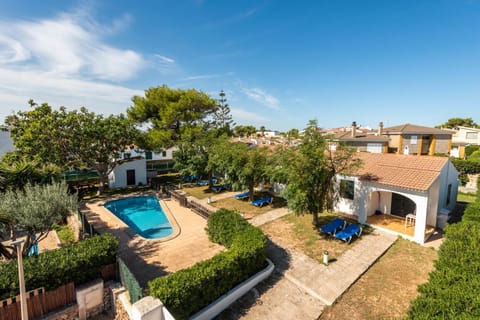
[118,258,143,304]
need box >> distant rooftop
[383,123,453,135]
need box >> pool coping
[85,191,181,243]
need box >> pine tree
[214,90,235,136]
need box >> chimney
[378,121,383,135]
[351,121,357,137]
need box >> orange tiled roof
[350,153,449,191]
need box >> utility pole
[11,239,28,320]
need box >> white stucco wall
[334,175,360,217]
[121,147,178,161]
[452,126,480,145]
[334,174,431,244]
[437,160,459,213]
[108,159,147,188]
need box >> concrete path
[282,230,396,305]
[180,193,398,320]
[249,207,290,227]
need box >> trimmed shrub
[408,201,480,319]
[148,209,266,319]
[0,233,118,300]
[465,145,480,157]
[452,159,480,174]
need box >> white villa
[108,157,147,188]
[335,153,458,245]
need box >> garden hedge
[0,233,118,300]
[148,209,267,319]
[452,158,480,175]
[408,200,480,319]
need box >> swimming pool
[104,195,173,239]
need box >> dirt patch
[320,238,437,320]
[260,213,353,262]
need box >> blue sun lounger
[319,218,347,236]
[197,180,209,186]
[235,192,249,200]
[251,196,273,207]
[211,185,227,193]
[334,223,362,244]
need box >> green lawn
[457,192,477,203]
[211,193,287,218]
[262,213,374,262]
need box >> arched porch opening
[366,190,434,239]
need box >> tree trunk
[312,211,319,226]
[97,175,107,195]
[208,171,213,188]
[249,183,255,201]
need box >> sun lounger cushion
[319,218,346,236]
[334,223,362,244]
[235,192,249,200]
[251,196,273,207]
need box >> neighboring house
[108,157,147,188]
[449,126,480,158]
[0,128,14,158]
[255,130,280,138]
[450,125,480,145]
[121,146,178,173]
[334,153,458,245]
[332,122,389,153]
[382,123,453,155]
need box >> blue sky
[1,0,480,131]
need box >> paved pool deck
[80,194,224,287]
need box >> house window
[447,184,452,206]
[145,151,152,160]
[466,132,478,140]
[410,135,417,145]
[340,179,355,200]
[162,151,167,157]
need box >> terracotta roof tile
[349,153,448,191]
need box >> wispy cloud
[182,72,234,81]
[0,13,145,81]
[231,108,268,123]
[0,67,142,114]
[243,88,280,109]
[204,8,257,29]
[0,8,175,120]
[154,54,175,64]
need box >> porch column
[413,198,428,245]
[417,135,423,155]
[429,135,436,156]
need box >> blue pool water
[104,196,173,239]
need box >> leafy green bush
[466,145,480,157]
[452,158,480,174]
[148,209,266,319]
[52,224,75,245]
[469,150,480,162]
[0,233,118,300]
[408,201,480,319]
